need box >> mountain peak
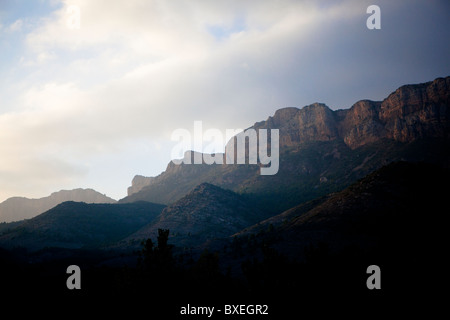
[270,107,300,124]
[191,182,224,194]
[0,188,116,223]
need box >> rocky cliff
[122,77,450,207]
[0,188,117,223]
[379,77,450,143]
[127,175,155,196]
[257,77,450,149]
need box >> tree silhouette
[138,229,174,276]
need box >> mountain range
[0,76,449,316]
[0,76,448,256]
[122,76,449,213]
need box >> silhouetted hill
[229,161,448,265]
[124,183,261,248]
[0,188,117,223]
[0,201,165,250]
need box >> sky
[0,0,449,202]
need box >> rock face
[379,78,450,143]
[0,189,117,223]
[262,103,339,146]
[127,175,155,196]
[336,100,384,148]
[258,77,450,149]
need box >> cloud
[6,19,23,32]
[0,0,449,201]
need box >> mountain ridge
[253,76,449,149]
[0,188,117,223]
[123,182,262,248]
[2,76,448,257]
[122,77,450,212]
[0,200,165,250]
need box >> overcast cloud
[0,0,449,201]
